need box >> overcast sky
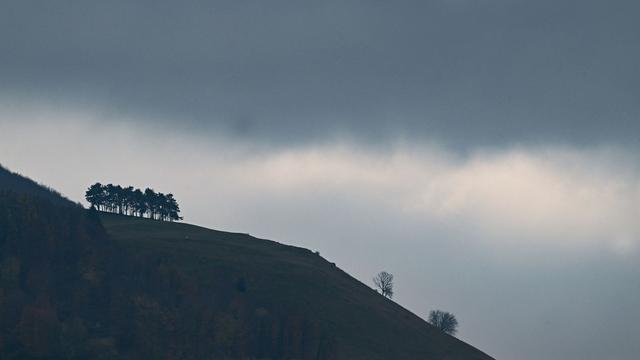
[1,1,640,359]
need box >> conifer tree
[85,183,182,221]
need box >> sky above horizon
[2,1,640,359]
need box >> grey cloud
[2,0,640,148]
[2,3,640,359]
[2,118,640,360]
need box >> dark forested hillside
[0,165,74,207]
[0,188,118,358]
[0,166,493,360]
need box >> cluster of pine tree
[85,183,182,221]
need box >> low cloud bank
[2,105,640,359]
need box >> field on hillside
[101,213,493,360]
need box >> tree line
[85,183,182,221]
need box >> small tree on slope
[373,271,394,299]
[428,310,458,336]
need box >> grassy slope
[101,213,493,360]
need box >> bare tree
[373,271,394,299]
[428,310,458,335]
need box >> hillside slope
[0,165,493,359]
[0,165,74,206]
[101,214,493,360]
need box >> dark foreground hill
[0,165,493,360]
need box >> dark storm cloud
[3,3,640,359]
[1,0,639,147]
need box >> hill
[0,165,493,359]
[101,214,493,359]
[0,165,74,206]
